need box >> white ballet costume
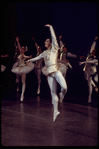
[11,55,34,101]
[29,25,67,122]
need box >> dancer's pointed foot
[53,111,60,122]
[20,94,24,102]
[37,88,40,95]
[88,97,91,103]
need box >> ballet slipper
[88,97,91,103]
[20,94,24,102]
[37,87,40,94]
[53,111,60,122]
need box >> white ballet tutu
[11,62,34,75]
[42,62,66,76]
[1,65,6,72]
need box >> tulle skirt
[11,62,34,75]
[42,62,66,76]
[1,65,6,72]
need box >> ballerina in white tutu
[32,37,43,94]
[11,37,34,101]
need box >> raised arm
[15,37,21,52]
[90,36,98,53]
[32,37,39,50]
[59,35,64,52]
[45,24,59,51]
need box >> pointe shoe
[53,111,60,122]
[88,98,91,103]
[37,88,40,95]
[20,95,24,102]
[59,92,63,103]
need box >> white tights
[47,71,67,120]
[17,73,26,101]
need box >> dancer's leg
[91,79,98,93]
[20,73,26,101]
[54,71,67,102]
[35,68,41,94]
[87,76,93,103]
[16,74,20,92]
[47,76,60,122]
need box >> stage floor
[1,93,98,146]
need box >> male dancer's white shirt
[29,26,59,75]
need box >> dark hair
[64,44,68,50]
[46,37,52,43]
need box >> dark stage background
[1,2,98,103]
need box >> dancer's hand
[26,60,30,64]
[32,37,35,41]
[44,24,52,27]
[79,56,85,59]
[95,36,98,40]
[59,35,62,40]
[79,62,84,65]
[16,36,19,41]
[29,55,32,58]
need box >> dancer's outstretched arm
[79,59,98,65]
[27,53,44,63]
[90,36,98,53]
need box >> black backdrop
[1,2,98,102]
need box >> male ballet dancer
[27,24,67,122]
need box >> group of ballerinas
[1,24,98,122]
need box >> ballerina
[27,24,67,122]
[32,37,43,94]
[80,36,98,103]
[11,37,34,101]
